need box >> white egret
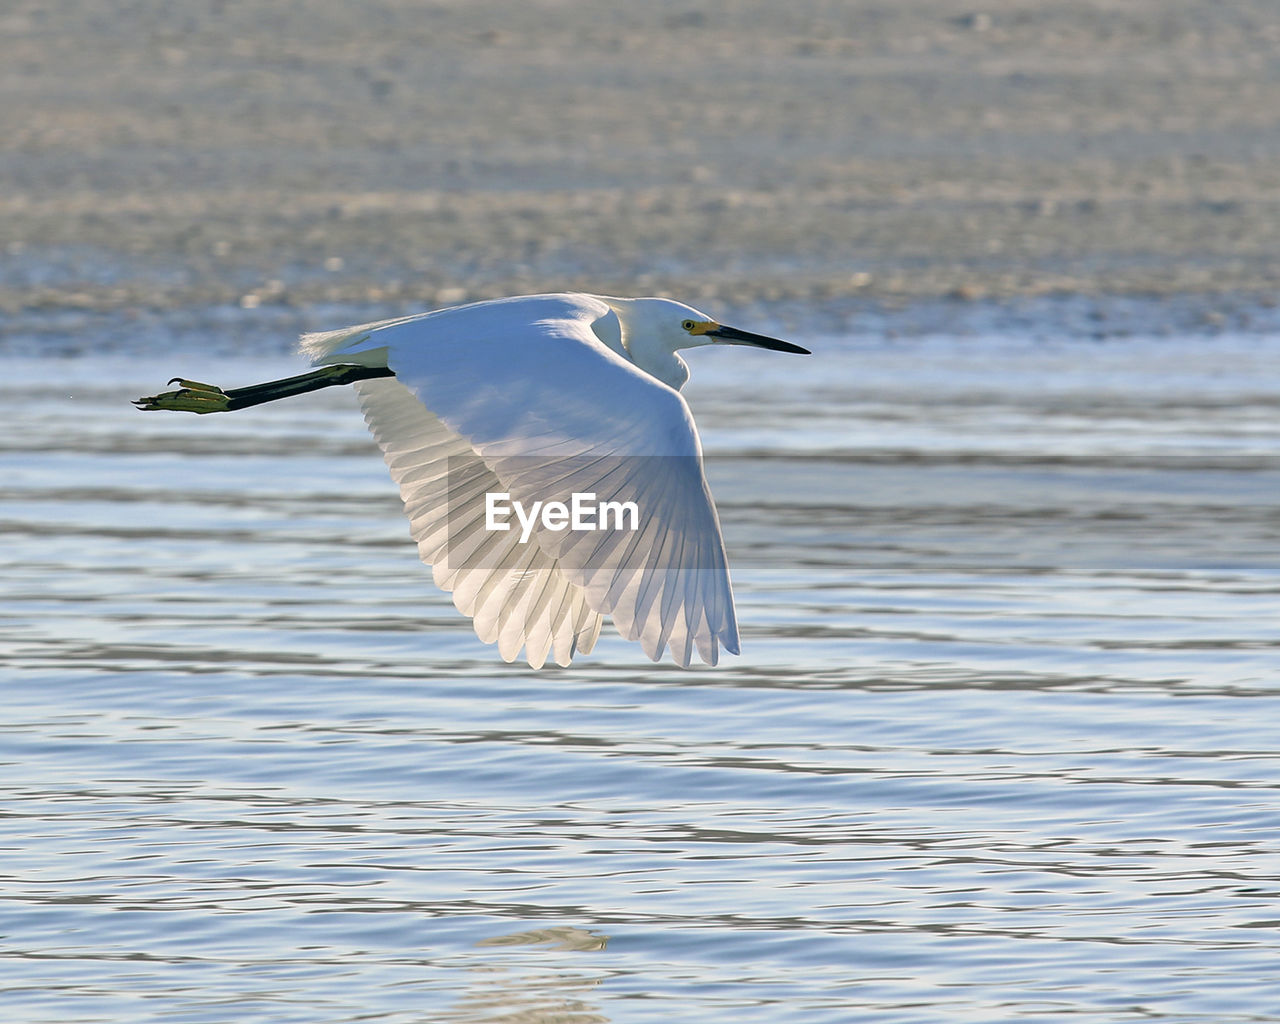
[135,293,809,668]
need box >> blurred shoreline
[4,1,1279,329]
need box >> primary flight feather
[135,292,809,668]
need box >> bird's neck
[635,348,690,391]
[595,298,690,391]
[589,305,628,360]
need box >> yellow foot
[133,378,233,413]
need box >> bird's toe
[133,379,233,413]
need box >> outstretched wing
[304,293,739,667]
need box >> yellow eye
[682,320,697,332]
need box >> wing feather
[353,376,603,667]
[324,294,737,667]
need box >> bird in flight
[135,293,809,668]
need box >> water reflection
[477,926,609,953]
[441,929,610,1023]
[448,969,606,1024]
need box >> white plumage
[137,292,808,668]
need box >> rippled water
[3,314,1280,1022]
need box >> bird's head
[605,296,809,390]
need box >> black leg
[134,364,395,413]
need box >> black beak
[707,324,810,355]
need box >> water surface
[3,315,1279,1022]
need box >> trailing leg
[133,364,395,413]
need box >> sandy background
[4,0,1280,327]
